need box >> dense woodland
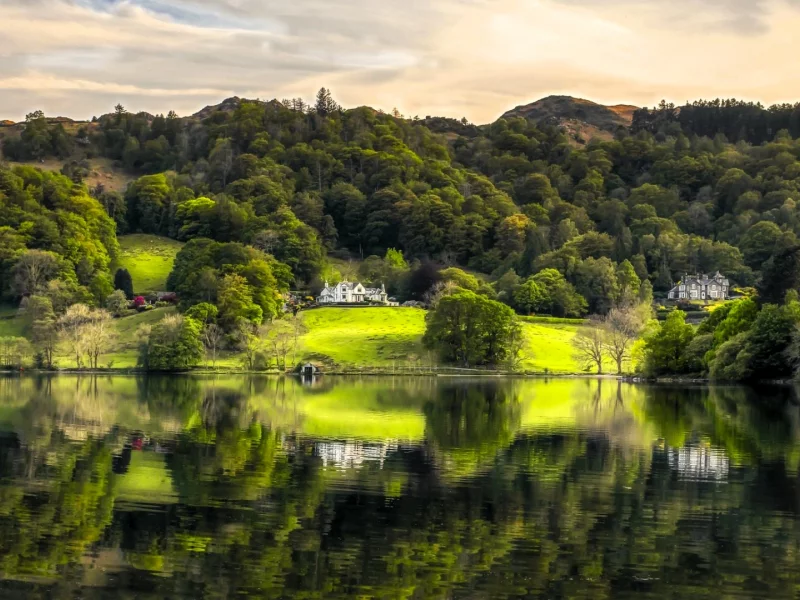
[5,90,800,377]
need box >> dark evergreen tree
[114,268,134,299]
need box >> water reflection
[0,375,799,598]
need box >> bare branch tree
[603,306,645,375]
[57,304,93,368]
[84,309,113,369]
[571,316,607,374]
[203,323,224,368]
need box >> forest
[4,89,800,378]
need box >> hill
[192,96,281,120]
[501,95,639,144]
[502,95,638,129]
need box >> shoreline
[0,368,795,385]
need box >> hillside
[502,95,637,128]
[501,95,639,144]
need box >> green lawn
[297,306,582,373]
[519,321,581,374]
[5,300,588,373]
[298,307,428,367]
[116,234,183,295]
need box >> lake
[0,375,799,598]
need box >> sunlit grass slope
[519,321,581,374]
[117,234,183,294]
[297,307,583,372]
[298,307,428,367]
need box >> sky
[2,0,800,123]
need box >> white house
[668,272,730,301]
[317,281,388,304]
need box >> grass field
[298,307,428,367]
[296,306,582,373]
[519,321,581,373]
[117,234,183,295]
[4,302,586,373]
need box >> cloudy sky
[2,0,800,123]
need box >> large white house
[668,272,730,301]
[317,281,388,304]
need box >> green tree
[513,279,545,315]
[643,310,695,375]
[530,269,587,318]
[143,314,204,370]
[217,274,263,328]
[104,289,129,317]
[423,290,520,367]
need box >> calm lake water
[0,375,799,599]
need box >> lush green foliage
[645,296,800,380]
[167,238,290,326]
[140,314,203,370]
[0,165,118,304]
[424,290,520,366]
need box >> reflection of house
[668,272,730,301]
[668,445,729,482]
[317,280,388,304]
[314,441,398,469]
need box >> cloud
[0,0,799,122]
[549,0,800,34]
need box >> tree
[423,290,519,367]
[145,314,203,370]
[744,304,794,379]
[105,289,129,317]
[83,308,113,368]
[114,268,134,299]
[263,319,296,371]
[185,302,219,325]
[57,304,93,368]
[615,260,642,307]
[217,273,263,328]
[758,245,800,305]
[574,257,620,315]
[236,321,264,370]
[740,221,785,269]
[21,295,57,368]
[12,250,60,297]
[603,306,644,374]
[314,87,339,116]
[572,317,607,374]
[643,310,695,375]
[530,269,587,318]
[202,323,224,369]
[513,279,545,315]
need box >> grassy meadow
[295,307,581,373]
[116,234,183,294]
[297,307,428,367]
[2,300,585,373]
